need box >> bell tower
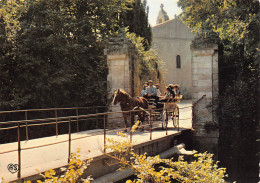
[156,4,169,24]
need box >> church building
[152,4,194,99]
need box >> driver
[144,80,159,105]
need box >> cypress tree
[119,0,152,50]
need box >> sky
[146,0,183,26]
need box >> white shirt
[156,88,161,96]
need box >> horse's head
[112,89,120,105]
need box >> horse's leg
[130,111,135,128]
[138,112,144,131]
[123,113,128,132]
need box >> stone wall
[105,37,141,129]
[106,38,131,96]
[106,36,166,129]
[191,42,219,155]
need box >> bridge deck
[0,101,192,181]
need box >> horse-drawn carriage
[112,89,182,131]
[147,95,182,130]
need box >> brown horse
[112,89,148,131]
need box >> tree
[178,0,259,182]
[0,0,156,143]
[119,0,152,50]
[0,0,133,110]
[0,0,136,141]
[0,0,28,110]
[0,0,152,111]
[124,28,162,81]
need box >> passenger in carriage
[156,86,175,109]
[173,84,181,96]
[156,84,161,97]
[140,84,147,97]
[160,86,175,103]
[168,84,174,90]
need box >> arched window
[159,19,162,23]
[176,55,181,68]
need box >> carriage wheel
[172,106,179,128]
[161,110,168,130]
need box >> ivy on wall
[124,28,164,83]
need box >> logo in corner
[7,163,19,174]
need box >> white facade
[152,14,195,99]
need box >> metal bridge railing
[0,101,201,180]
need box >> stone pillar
[191,42,219,155]
[105,38,133,129]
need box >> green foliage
[0,0,133,110]
[0,0,153,111]
[119,0,152,50]
[178,0,259,181]
[124,28,162,80]
[178,0,258,44]
[0,0,28,42]
[0,0,155,143]
[105,129,228,183]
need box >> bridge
[0,101,193,182]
